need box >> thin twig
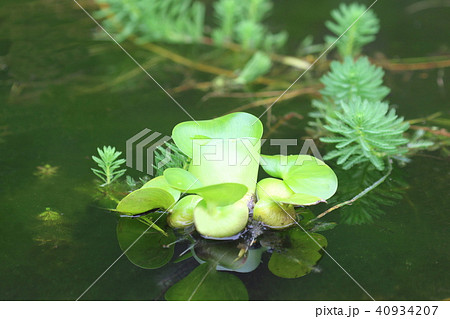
[374,56,450,71]
[228,87,320,113]
[314,159,393,220]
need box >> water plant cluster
[87,0,449,299]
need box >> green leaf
[165,263,248,301]
[268,230,327,278]
[261,154,338,200]
[163,168,203,191]
[172,112,263,158]
[167,195,202,228]
[253,199,296,229]
[116,187,176,215]
[172,112,263,191]
[194,183,248,207]
[142,175,181,202]
[116,218,175,269]
[194,199,249,238]
[164,168,248,207]
[279,193,325,206]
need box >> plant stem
[314,158,393,220]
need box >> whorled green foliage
[320,56,390,102]
[325,2,380,57]
[211,0,287,51]
[95,0,205,43]
[321,98,410,171]
[91,146,126,186]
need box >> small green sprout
[91,146,126,186]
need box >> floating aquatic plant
[115,112,338,241]
[320,56,390,102]
[325,2,380,57]
[320,98,410,171]
[91,146,127,186]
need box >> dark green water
[0,0,449,300]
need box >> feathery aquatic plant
[153,142,190,176]
[320,98,410,170]
[211,0,287,51]
[325,3,380,57]
[91,146,127,186]
[320,56,390,102]
[95,0,205,44]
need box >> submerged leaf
[165,263,248,301]
[269,230,327,278]
[116,218,175,269]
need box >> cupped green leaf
[116,218,175,269]
[167,195,202,228]
[172,112,263,158]
[142,175,181,202]
[165,263,248,301]
[163,168,202,191]
[261,154,338,200]
[256,177,294,200]
[194,183,247,207]
[116,187,175,215]
[279,193,325,206]
[253,199,296,229]
[268,230,327,278]
[194,199,249,238]
[188,137,261,191]
[164,168,248,207]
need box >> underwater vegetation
[34,164,59,178]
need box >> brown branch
[410,125,450,138]
[228,87,320,113]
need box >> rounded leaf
[268,230,327,278]
[142,175,181,202]
[116,218,175,269]
[253,199,296,229]
[116,188,175,215]
[165,263,248,301]
[194,199,249,238]
[167,195,202,228]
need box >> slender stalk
[228,87,320,113]
[314,158,393,220]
